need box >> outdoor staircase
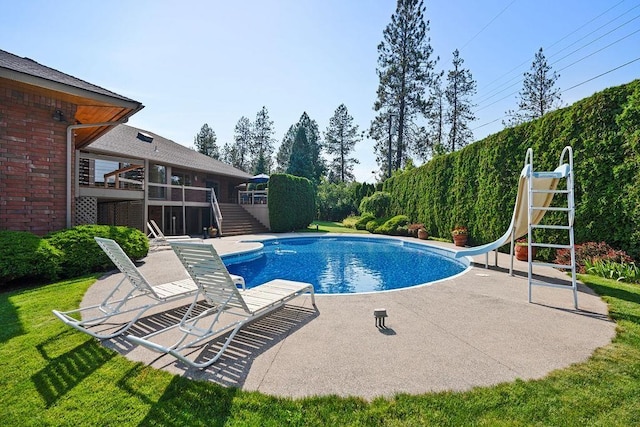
[218,203,269,236]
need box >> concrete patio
[83,233,615,400]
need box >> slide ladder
[521,146,578,309]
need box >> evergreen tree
[193,123,219,159]
[445,49,476,152]
[504,47,562,127]
[371,0,436,174]
[253,151,267,175]
[231,116,252,172]
[275,125,296,173]
[286,126,313,179]
[415,70,445,160]
[251,106,275,173]
[276,112,325,182]
[324,104,361,183]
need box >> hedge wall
[268,174,315,232]
[383,79,640,259]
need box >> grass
[301,220,369,234]
[2,273,640,425]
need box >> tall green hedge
[268,174,315,232]
[383,79,640,259]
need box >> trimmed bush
[359,191,391,218]
[355,214,375,230]
[0,230,62,285]
[46,225,149,278]
[376,215,410,235]
[268,174,315,232]
[383,79,640,258]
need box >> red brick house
[1,49,264,237]
[0,49,143,234]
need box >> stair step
[531,224,571,230]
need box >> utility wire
[460,0,517,51]
[562,56,640,92]
[477,6,640,105]
[477,1,635,99]
[473,56,640,131]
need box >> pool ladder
[521,146,578,309]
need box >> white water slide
[454,149,570,270]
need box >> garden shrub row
[383,79,640,259]
[268,173,315,232]
[0,225,149,286]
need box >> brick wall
[0,80,77,235]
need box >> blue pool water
[223,236,468,294]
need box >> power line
[550,12,640,69]
[475,19,640,112]
[460,0,517,51]
[562,56,640,92]
[473,56,640,133]
[477,1,635,100]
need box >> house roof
[85,124,253,180]
[0,49,144,148]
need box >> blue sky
[2,1,639,182]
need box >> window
[149,164,166,199]
[171,172,192,186]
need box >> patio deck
[84,233,615,400]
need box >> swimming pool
[223,236,469,294]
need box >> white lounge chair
[52,237,200,339]
[125,241,316,369]
[147,219,198,248]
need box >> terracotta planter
[418,229,428,240]
[208,228,217,238]
[453,234,468,247]
[515,245,536,261]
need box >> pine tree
[324,104,361,183]
[193,123,219,159]
[275,125,296,173]
[286,126,313,180]
[414,70,445,160]
[504,47,562,127]
[276,112,325,182]
[251,106,275,173]
[231,116,252,172]
[371,0,436,175]
[445,49,476,152]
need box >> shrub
[555,241,633,273]
[342,215,360,229]
[382,80,640,259]
[376,215,410,236]
[0,230,62,285]
[268,174,315,232]
[585,259,640,283]
[46,225,149,278]
[359,191,391,218]
[365,220,379,233]
[355,214,375,230]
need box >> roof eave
[0,67,142,110]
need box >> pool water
[224,236,468,294]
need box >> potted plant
[451,225,468,247]
[407,223,425,238]
[515,237,536,261]
[418,227,429,240]
[208,226,218,238]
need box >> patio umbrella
[249,173,269,183]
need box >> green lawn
[302,220,369,234]
[2,273,640,425]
